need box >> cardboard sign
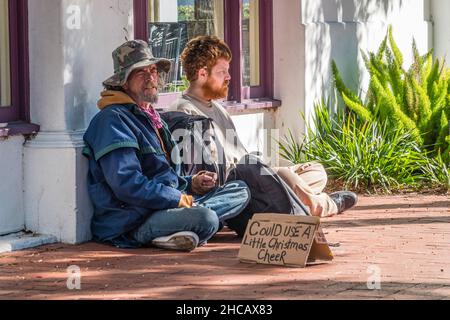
[238,214,334,268]
[309,226,334,263]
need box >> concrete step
[0,232,58,254]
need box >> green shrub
[421,151,450,190]
[178,6,195,21]
[165,75,189,93]
[332,26,450,162]
[279,102,448,193]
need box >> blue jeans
[131,180,250,245]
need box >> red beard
[202,77,230,100]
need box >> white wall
[0,137,25,235]
[231,110,278,165]
[24,0,134,243]
[28,0,134,132]
[431,0,450,63]
[62,0,135,130]
[274,0,432,139]
[273,0,306,140]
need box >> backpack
[161,112,310,237]
[160,111,227,186]
[225,154,310,237]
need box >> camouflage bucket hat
[103,40,171,87]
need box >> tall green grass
[279,102,449,193]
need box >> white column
[431,0,450,63]
[273,0,305,140]
[24,0,134,243]
[0,136,25,235]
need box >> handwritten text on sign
[239,215,321,268]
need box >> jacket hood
[97,90,136,110]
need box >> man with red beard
[172,36,358,219]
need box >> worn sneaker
[151,231,200,252]
[330,191,358,214]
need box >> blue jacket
[83,102,192,248]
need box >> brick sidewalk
[0,195,449,300]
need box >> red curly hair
[181,36,232,82]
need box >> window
[147,0,224,94]
[0,0,12,109]
[242,0,260,87]
[134,0,274,106]
[0,0,29,124]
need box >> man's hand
[192,171,218,195]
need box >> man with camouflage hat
[83,40,250,252]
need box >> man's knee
[225,180,248,189]
[296,161,325,173]
[223,180,251,198]
[314,163,328,185]
[311,162,328,177]
[191,207,220,237]
[297,162,328,183]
